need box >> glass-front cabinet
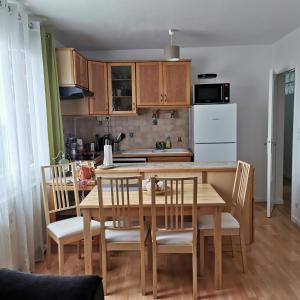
[108,62,136,115]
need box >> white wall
[272,27,300,224]
[83,45,271,201]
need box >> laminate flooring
[35,203,300,299]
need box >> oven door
[194,84,222,104]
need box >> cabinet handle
[164,94,167,103]
[160,94,163,103]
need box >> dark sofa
[0,268,104,300]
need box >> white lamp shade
[164,45,180,61]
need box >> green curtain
[41,28,64,163]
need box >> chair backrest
[151,176,198,240]
[97,176,144,234]
[230,160,252,223]
[41,162,80,225]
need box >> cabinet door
[163,61,190,106]
[80,56,88,88]
[72,50,88,88]
[108,63,136,115]
[136,62,163,106]
[88,61,108,115]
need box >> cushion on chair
[0,268,104,300]
[198,212,240,230]
[156,230,193,245]
[105,221,150,242]
[47,216,100,239]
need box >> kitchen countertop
[95,161,237,174]
[112,148,193,157]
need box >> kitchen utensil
[115,132,126,143]
[113,142,120,152]
[155,141,166,150]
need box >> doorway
[282,70,295,215]
[269,69,295,217]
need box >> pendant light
[164,29,180,61]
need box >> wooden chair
[97,176,151,296]
[151,177,198,299]
[198,160,252,275]
[41,162,100,275]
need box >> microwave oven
[193,83,230,104]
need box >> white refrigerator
[190,103,237,162]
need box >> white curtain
[0,1,50,271]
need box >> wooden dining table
[79,183,226,289]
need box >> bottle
[165,136,172,149]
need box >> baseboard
[254,197,266,202]
[253,197,283,204]
[291,215,300,227]
[275,198,284,205]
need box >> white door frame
[267,68,296,218]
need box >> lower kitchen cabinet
[147,156,192,162]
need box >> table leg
[213,207,222,289]
[83,209,93,274]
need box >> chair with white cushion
[97,176,151,296]
[198,160,252,275]
[151,177,198,299]
[41,163,100,275]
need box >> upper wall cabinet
[163,61,190,106]
[88,61,108,115]
[56,48,88,89]
[136,61,191,107]
[136,62,163,106]
[107,62,137,115]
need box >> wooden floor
[36,203,300,299]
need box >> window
[285,70,295,96]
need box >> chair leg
[152,243,157,299]
[102,245,108,295]
[147,238,152,271]
[77,240,81,259]
[192,245,198,299]
[230,236,235,257]
[98,236,102,273]
[58,242,64,275]
[46,234,51,269]
[239,231,248,273]
[199,235,205,277]
[107,252,111,271]
[140,247,146,296]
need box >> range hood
[59,86,94,100]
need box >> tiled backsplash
[62,108,189,150]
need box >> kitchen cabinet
[136,61,191,107]
[147,156,192,162]
[56,48,88,89]
[88,60,108,115]
[136,62,163,106]
[163,61,190,106]
[108,62,137,115]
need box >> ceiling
[24,0,300,50]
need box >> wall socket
[129,132,134,138]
